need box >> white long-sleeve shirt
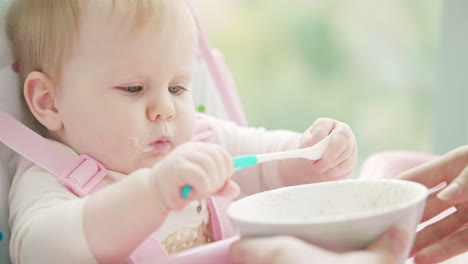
[9,115,302,264]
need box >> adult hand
[230,227,409,264]
[399,145,468,264]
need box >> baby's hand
[148,142,240,211]
[300,118,357,179]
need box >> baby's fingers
[321,142,357,178]
[304,118,335,146]
[314,124,354,173]
[185,144,233,195]
[332,134,357,169]
[214,180,240,198]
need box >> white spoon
[180,130,335,198]
[232,130,335,171]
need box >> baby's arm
[205,115,356,193]
[10,142,238,264]
[82,142,239,264]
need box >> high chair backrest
[0,0,246,262]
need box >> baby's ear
[23,71,63,131]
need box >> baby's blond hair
[6,0,166,83]
[6,0,168,134]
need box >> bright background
[192,0,467,174]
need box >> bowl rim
[227,179,429,225]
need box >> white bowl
[228,179,428,258]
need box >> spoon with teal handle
[180,130,335,198]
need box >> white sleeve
[203,114,301,196]
[9,158,97,264]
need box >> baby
[6,0,357,263]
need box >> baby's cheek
[92,136,137,173]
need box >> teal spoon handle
[233,155,258,171]
[180,155,259,198]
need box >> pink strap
[57,154,107,197]
[0,110,106,197]
[185,0,247,126]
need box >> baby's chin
[132,155,167,172]
[103,154,164,175]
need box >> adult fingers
[230,228,409,264]
[399,146,468,188]
[411,202,468,256]
[437,166,468,205]
[365,226,411,264]
[421,193,451,222]
[413,227,468,264]
[230,236,317,264]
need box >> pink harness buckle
[58,155,107,197]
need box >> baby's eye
[168,86,186,95]
[122,86,143,93]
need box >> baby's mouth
[142,137,171,153]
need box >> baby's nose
[146,100,175,121]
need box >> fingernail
[437,182,461,201]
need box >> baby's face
[54,2,198,174]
